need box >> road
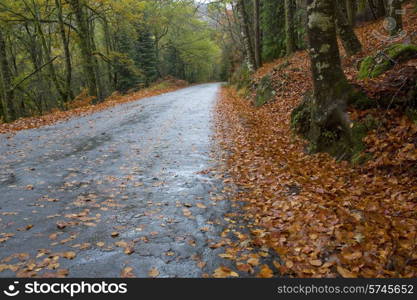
[0,83,237,277]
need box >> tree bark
[335,0,362,56]
[285,0,296,55]
[376,0,387,17]
[306,0,354,155]
[388,0,403,36]
[0,30,17,122]
[236,0,256,72]
[253,0,262,68]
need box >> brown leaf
[148,268,159,278]
[258,265,274,278]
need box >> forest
[0,0,417,280]
[0,0,221,122]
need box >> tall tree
[236,0,256,72]
[305,0,355,156]
[135,29,158,87]
[284,0,296,55]
[335,0,362,56]
[56,0,74,103]
[253,0,261,68]
[68,0,102,102]
[0,29,17,122]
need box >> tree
[236,0,256,72]
[253,0,262,68]
[284,0,296,55]
[0,29,17,122]
[335,0,362,56]
[68,0,102,102]
[302,0,357,157]
[56,0,74,104]
[135,29,158,87]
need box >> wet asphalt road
[0,83,235,277]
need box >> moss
[406,107,417,123]
[349,116,379,165]
[291,94,312,137]
[358,44,417,79]
[254,75,275,107]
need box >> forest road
[0,83,237,277]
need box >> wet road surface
[0,83,237,277]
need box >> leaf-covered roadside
[214,14,417,278]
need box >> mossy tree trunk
[285,0,296,55]
[0,29,17,122]
[388,0,403,36]
[306,0,355,157]
[237,0,256,72]
[335,0,362,56]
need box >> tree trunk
[0,30,17,122]
[236,0,256,72]
[68,0,101,101]
[346,0,357,26]
[253,0,262,68]
[376,0,387,17]
[56,0,74,103]
[388,0,403,36]
[306,0,355,157]
[335,0,362,56]
[284,0,296,55]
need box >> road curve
[0,83,235,277]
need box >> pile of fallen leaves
[214,5,417,278]
[0,78,188,134]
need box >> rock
[254,74,275,107]
[358,43,417,79]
